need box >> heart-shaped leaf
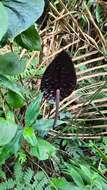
[0,2,8,41]
[2,0,45,38]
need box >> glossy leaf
[0,118,17,146]
[2,0,45,38]
[15,25,41,51]
[0,2,8,41]
[25,93,43,127]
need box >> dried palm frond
[39,0,107,139]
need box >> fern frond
[14,162,23,184]
[24,168,34,185]
[0,179,15,190]
[0,163,51,190]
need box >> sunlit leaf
[23,127,37,146]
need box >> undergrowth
[0,0,107,189]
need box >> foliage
[2,0,44,39]
[0,0,107,189]
[0,162,51,190]
[0,2,8,41]
[0,117,18,146]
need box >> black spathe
[40,51,77,101]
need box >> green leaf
[0,74,24,99]
[0,118,17,146]
[6,111,15,122]
[51,178,81,190]
[95,4,103,23]
[2,0,45,38]
[23,127,37,146]
[25,93,43,127]
[15,25,41,51]
[0,146,12,164]
[0,2,8,41]
[6,90,25,108]
[65,165,85,188]
[33,119,67,136]
[0,52,26,76]
[79,165,92,183]
[31,138,56,160]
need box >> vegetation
[0,0,107,189]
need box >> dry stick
[83,2,107,50]
[52,89,60,128]
[48,133,102,140]
[78,72,107,82]
[50,2,91,46]
[48,80,106,119]
[56,0,100,50]
[72,50,98,62]
[75,56,105,68]
[69,97,107,111]
[77,63,107,75]
[43,2,105,57]
[41,39,80,66]
[48,130,104,140]
[49,130,107,138]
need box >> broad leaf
[0,118,17,146]
[25,93,43,127]
[33,119,67,136]
[23,127,37,146]
[0,52,26,76]
[15,25,41,51]
[0,2,8,41]
[6,90,25,108]
[0,74,24,99]
[2,0,45,38]
[31,138,56,160]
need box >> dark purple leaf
[40,51,77,101]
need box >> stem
[53,89,60,128]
